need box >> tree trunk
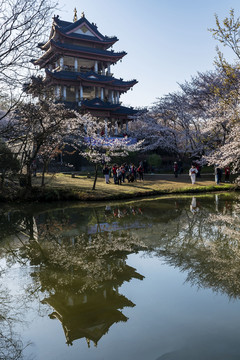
[0,169,6,187]
[41,162,47,187]
[26,163,32,188]
[92,164,98,190]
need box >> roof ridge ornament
[73,8,77,22]
[81,11,85,18]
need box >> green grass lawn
[29,172,236,201]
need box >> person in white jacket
[189,165,198,184]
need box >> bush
[147,154,162,170]
[0,141,20,185]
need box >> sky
[55,0,240,108]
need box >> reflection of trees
[2,194,240,348]
[149,195,240,299]
[1,208,146,347]
[0,282,30,360]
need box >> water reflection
[148,195,240,298]
[0,277,31,360]
[0,205,146,348]
[1,193,240,354]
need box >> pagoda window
[63,56,75,72]
[83,86,95,99]
[65,86,76,102]
[77,59,95,73]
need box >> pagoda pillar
[116,91,120,103]
[115,120,118,135]
[113,91,116,104]
[120,120,123,133]
[63,86,66,100]
[55,85,60,99]
[94,61,98,73]
[60,57,64,69]
[101,88,104,101]
[111,90,114,103]
[80,85,83,100]
[74,58,78,71]
[75,87,79,101]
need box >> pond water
[1,193,240,360]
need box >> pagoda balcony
[52,66,113,77]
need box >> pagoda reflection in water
[43,260,143,347]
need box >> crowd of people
[214,166,230,184]
[102,162,144,185]
[102,160,232,186]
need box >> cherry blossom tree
[128,110,179,154]
[77,114,143,190]
[204,9,240,180]
[130,70,226,160]
[0,0,57,123]
[7,101,79,188]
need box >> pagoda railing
[54,66,113,76]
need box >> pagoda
[33,9,138,136]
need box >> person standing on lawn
[103,165,110,184]
[173,162,178,178]
[189,164,198,184]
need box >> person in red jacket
[112,164,117,184]
[225,166,230,183]
[137,164,144,181]
[173,162,178,178]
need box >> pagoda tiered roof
[44,289,134,346]
[53,14,118,48]
[81,98,138,117]
[44,69,137,92]
[62,99,138,119]
[81,98,136,112]
[34,40,126,68]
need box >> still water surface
[1,193,240,360]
